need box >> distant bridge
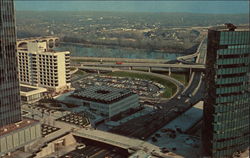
[17,36,59,49]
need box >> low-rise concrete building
[71,86,140,118]
[0,119,41,156]
[20,84,47,104]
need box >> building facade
[0,0,41,156]
[17,41,71,93]
[20,84,47,104]
[203,26,249,157]
[71,86,140,118]
[0,0,22,127]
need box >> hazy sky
[15,1,249,14]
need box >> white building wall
[56,52,66,90]
[17,41,70,93]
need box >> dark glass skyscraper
[0,0,22,127]
[203,26,249,157]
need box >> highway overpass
[72,128,173,158]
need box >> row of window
[215,97,249,110]
[217,47,249,56]
[216,66,248,75]
[212,142,248,158]
[40,82,58,87]
[217,57,249,65]
[216,84,246,95]
[216,75,248,85]
[212,135,249,152]
[213,112,249,125]
[213,114,249,131]
[220,31,250,45]
[213,126,249,140]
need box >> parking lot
[41,124,60,137]
[56,113,90,128]
[72,75,165,98]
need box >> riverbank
[70,56,168,63]
[59,42,189,54]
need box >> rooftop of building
[20,84,47,96]
[0,118,39,136]
[71,86,135,104]
[209,25,249,32]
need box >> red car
[116,61,123,64]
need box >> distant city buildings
[203,25,249,157]
[17,41,71,94]
[0,0,41,156]
[70,86,140,118]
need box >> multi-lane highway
[110,39,207,140]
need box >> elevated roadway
[110,39,207,140]
[78,62,205,70]
[176,39,205,62]
[72,128,173,158]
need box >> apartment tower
[203,25,249,157]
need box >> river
[57,43,183,60]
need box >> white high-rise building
[17,41,71,93]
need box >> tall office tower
[202,25,250,157]
[0,0,22,127]
[0,1,41,155]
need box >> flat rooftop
[20,84,47,96]
[71,86,134,104]
[20,86,37,92]
[0,118,39,136]
[209,25,249,32]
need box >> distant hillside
[15,11,249,53]
[16,11,249,28]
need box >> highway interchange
[61,39,207,158]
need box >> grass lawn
[170,73,189,86]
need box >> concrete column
[148,67,151,73]
[97,70,100,74]
[189,68,192,75]
[129,66,132,70]
[168,67,171,76]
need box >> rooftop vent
[225,23,237,31]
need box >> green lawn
[107,71,177,98]
[170,73,189,86]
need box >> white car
[76,144,86,150]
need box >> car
[76,144,86,150]
[155,133,161,137]
[185,98,190,103]
[161,147,169,153]
[152,137,157,142]
[116,61,123,64]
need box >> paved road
[79,62,205,69]
[109,39,207,140]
